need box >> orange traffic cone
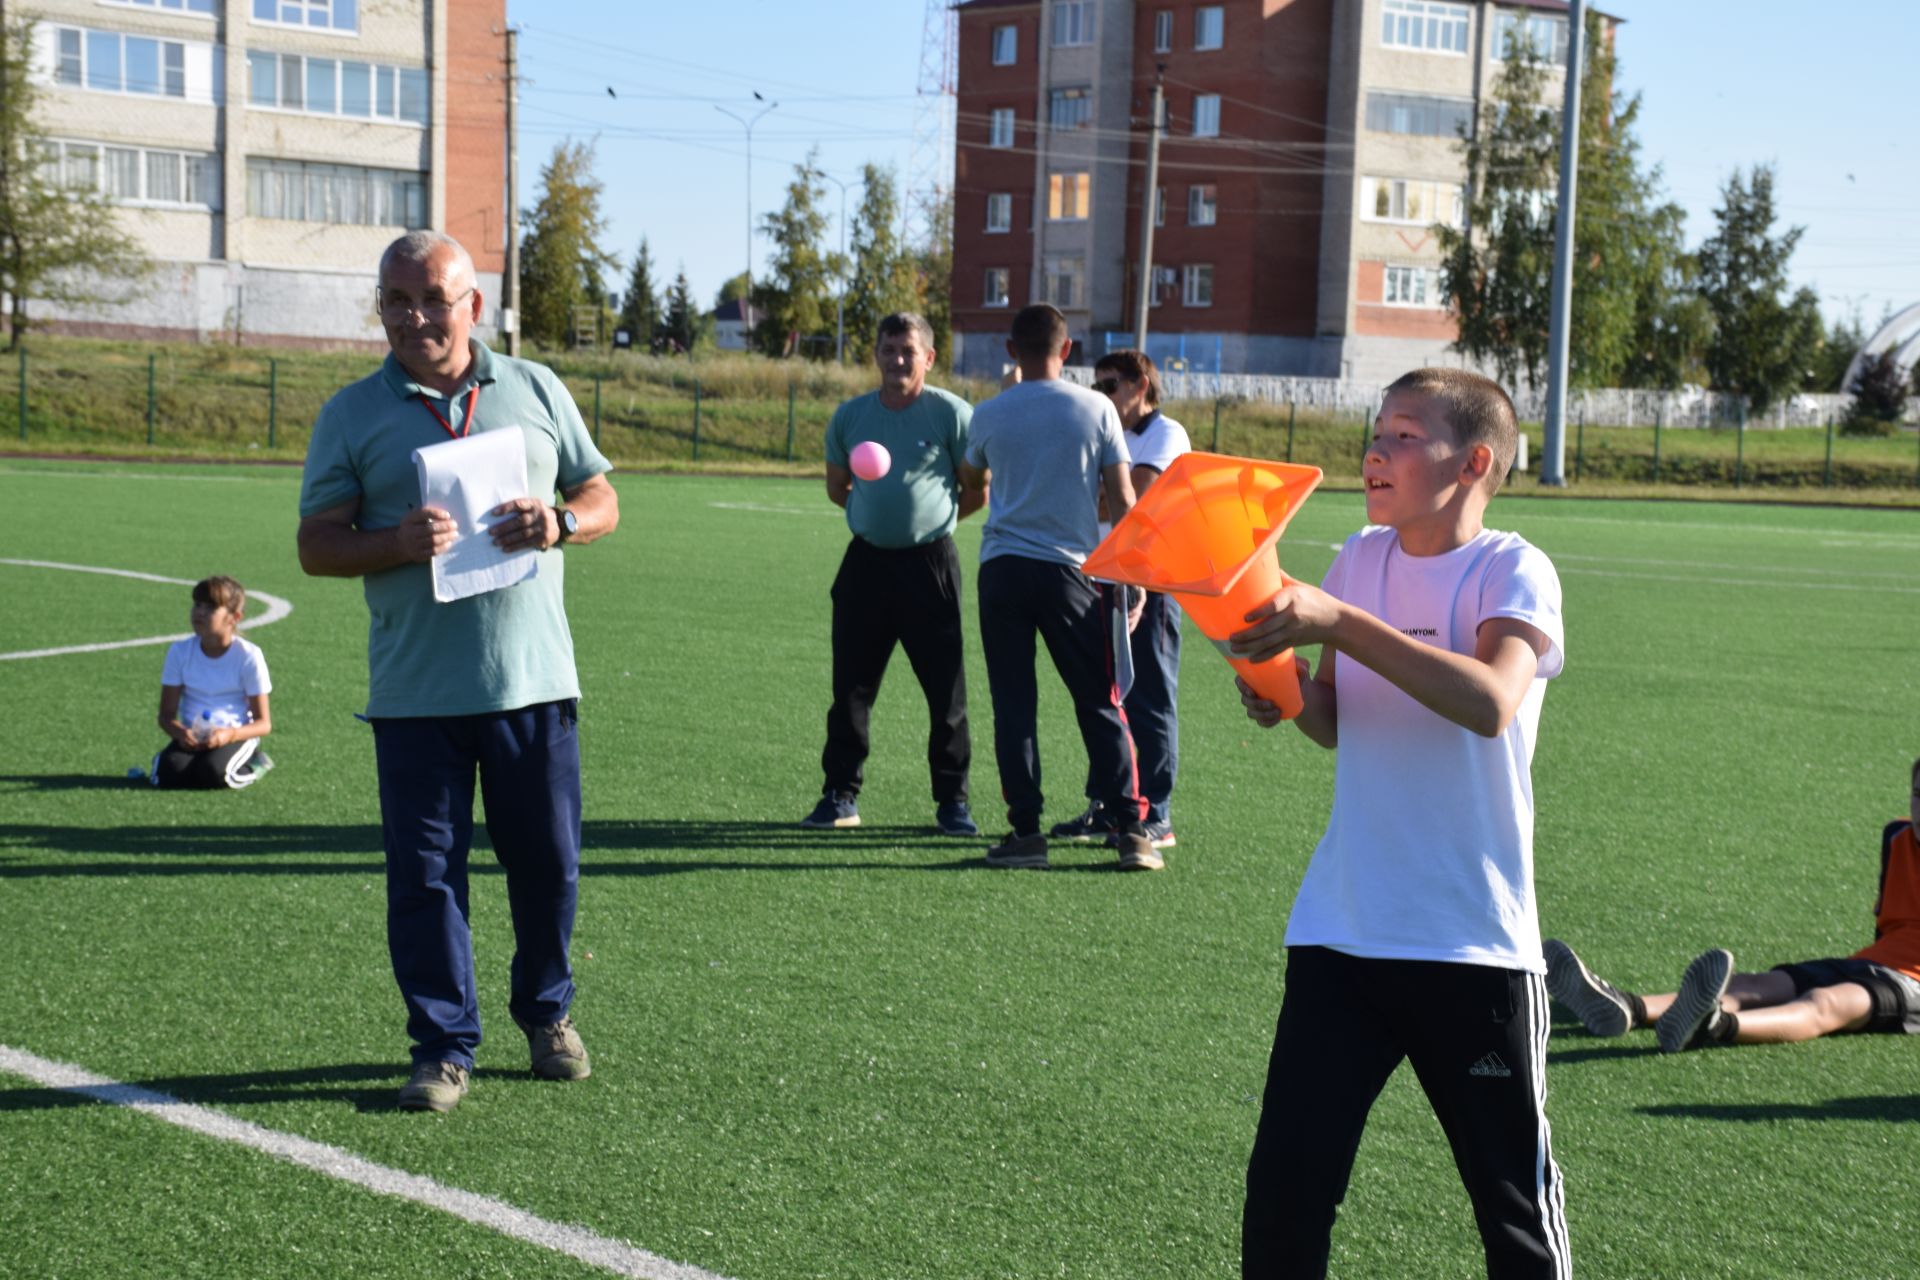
[1083,452,1322,719]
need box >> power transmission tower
[907,0,956,247]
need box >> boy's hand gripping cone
[1083,452,1322,718]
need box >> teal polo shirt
[824,385,971,548]
[299,340,612,718]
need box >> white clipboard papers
[411,430,540,603]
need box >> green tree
[750,151,842,357]
[1843,349,1910,435]
[0,16,150,350]
[519,140,616,348]
[841,165,922,364]
[1806,310,1866,393]
[917,188,954,368]
[714,271,751,309]
[1439,17,1699,390]
[617,235,660,349]
[661,266,698,354]
[1695,165,1820,414]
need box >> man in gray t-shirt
[960,304,1160,872]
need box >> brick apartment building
[950,0,1604,380]
[12,0,506,349]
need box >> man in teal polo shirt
[800,312,987,835]
[296,231,619,1113]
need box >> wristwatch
[554,506,579,544]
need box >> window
[1188,183,1217,225]
[985,192,1011,233]
[55,29,81,84]
[247,50,427,123]
[1153,10,1172,53]
[1044,256,1085,309]
[1149,264,1176,307]
[59,28,196,99]
[1192,94,1220,138]
[1048,86,1092,130]
[1182,264,1214,307]
[1365,92,1472,138]
[44,137,219,207]
[983,268,1010,308]
[991,24,1017,65]
[252,0,359,34]
[1195,6,1224,51]
[1380,1,1471,54]
[85,31,120,91]
[1493,12,1569,64]
[247,157,424,227]
[989,108,1015,148]
[1048,171,1090,221]
[103,0,217,13]
[1362,177,1465,227]
[1052,1,1095,47]
[1383,265,1436,306]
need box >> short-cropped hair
[1009,304,1070,360]
[1384,367,1518,491]
[379,231,474,289]
[1094,349,1162,408]
[876,312,934,351]
[193,575,246,614]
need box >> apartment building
[13,0,506,349]
[951,0,1599,381]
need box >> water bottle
[198,711,215,742]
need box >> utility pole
[1131,70,1165,351]
[1540,0,1586,485]
[715,97,778,313]
[820,170,862,364]
[502,25,521,356]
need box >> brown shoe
[514,1014,592,1080]
[985,831,1049,869]
[1113,829,1165,872]
[397,1060,470,1112]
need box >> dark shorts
[1770,957,1920,1034]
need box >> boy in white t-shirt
[1229,369,1569,1277]
[151,575,274,789]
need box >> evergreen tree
[750,151,842,357]
[1843,349,1910,434]
[661,266,697,354]
[842,165,922,364]
[1807,310,1866,394]
[0,16,150,349]
[1695,165,1820,414]
[519,140,616,348]
[917,189,954,369]
[617,236,660,349]
[1438,16,1700,390]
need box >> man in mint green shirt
[297,231,618,1113]
[800,312,987,836]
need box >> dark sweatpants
[1244,946,1571,1280]
[1083,589,1181,824]
[976,553,1144,836]
[820,534,971,804]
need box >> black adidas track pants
[1243,945,1571,1279]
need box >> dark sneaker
[935,801,980,836]
[800,791,860,829]
[1658,948,1734,1054]
[514,1014,591,1080]
[985,832,1049,870]
[398,1060,469,1112]
[1544,939,1634,1037]
[1113,828,1165,872]
[1049,802,1116,843]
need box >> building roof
[953,0,1036,12]
[712,299,762,325]
[1500,0,1623,21]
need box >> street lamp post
[819,170,863,364]
[715,97,778,331]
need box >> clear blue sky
[507,1,1918,336]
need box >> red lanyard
[418,385,480,440]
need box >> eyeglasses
[377,287,474,322]
[1092,377,1120,395]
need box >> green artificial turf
[1,461,1917,1279]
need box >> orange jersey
[1852,821,1920,980]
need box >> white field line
[0,467,267,483]
[706,501,841,517]
[0,1045,736,1280]
[1507,508,1920,547]
[0,560,293,661]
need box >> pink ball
[849,440,892,481]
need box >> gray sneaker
[985,832,1049,870]
[515,1014,592,1080]
[1658,949,1735,1054]
[1113,828,1165,872]
[1544,939,1634,1037]
[397,1060,470,1112]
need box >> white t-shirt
[1284,526,1564,973]
[1098,410,1191,539]
[161,635,272,730]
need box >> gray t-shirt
[964,378,1130,567]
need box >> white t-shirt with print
[161,635,272,730]
[1283,525,1565,973]
[1099,410,1191,539]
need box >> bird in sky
[753,90,765,101]
[606,86,616,98]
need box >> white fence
[1056,368,1915,429]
